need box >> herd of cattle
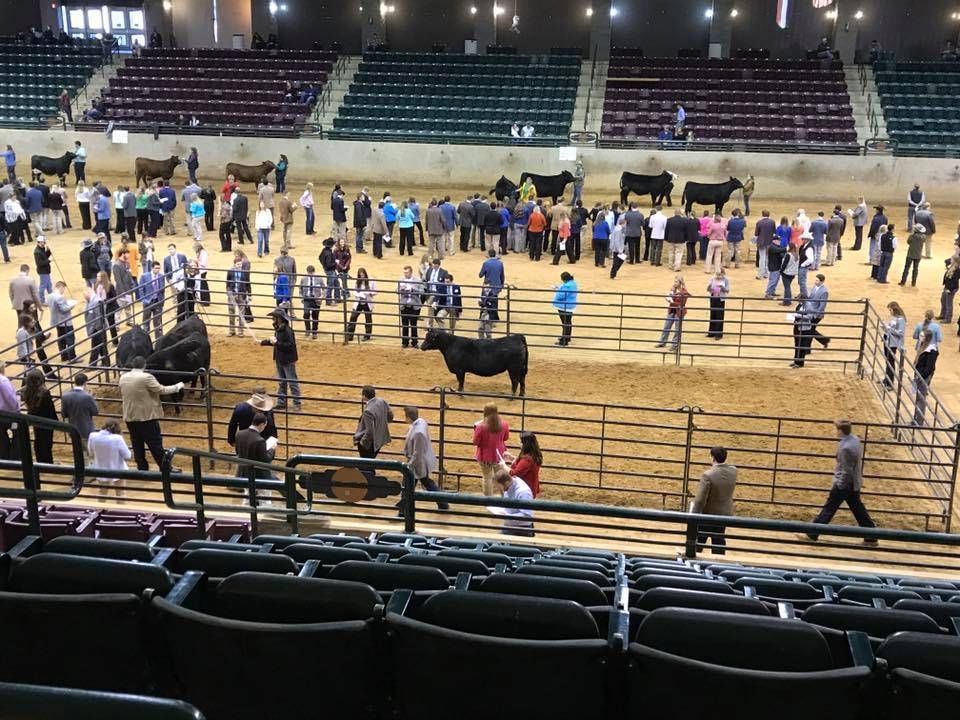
[116,315,211,413]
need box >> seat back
[10,553,174,595]
[878,632,960,683]
[397,553,489,577]
[0,680,205,720]
[178,549,297,578]
[636,587,770,615]
[534,558,612,576]
[634,607,833,672]
[344,542,411,559]
[479,572,608,606]
[282,543,371,564]
[732,577,822,600]
[45,536,155,563]
[437,549,512,568]
[803,603,942,638]
[306,533,366,546]
[328,559,449,591]
[633,574,734,594]
[152,597,380,720]
[417,589,599,640]
[893,599,960,629]
[516,564,609,586]
[214,572,379,623]
[838,585,921,605]
[485,543,541,558]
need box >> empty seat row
[609,55,842,70]
[142,47,337,61]
[363,50,581,66]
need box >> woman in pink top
[705,214,727,274]
[473,402,509,495]
[194,241,210,305]
[698,210,712,263]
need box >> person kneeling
[488,468,534,537]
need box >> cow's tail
[681,187,687,207]
[520,334,529,377]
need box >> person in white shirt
[648,206,668,266]
[490,468,534,536]
[88,420,131,497]
[510,123,520,138]
[400,406,449,516]
[521,123,534,138]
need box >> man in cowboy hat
[227,386,278,447]
[261,307,301,410]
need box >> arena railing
[71,120,321,138]
[2,409,959,573]
[320,130,570,146]
[596,137,865,156]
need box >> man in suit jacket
[690,446,737,554]
[354,385,393,458]
[139,260,166,341]
[478,249,505,295]
[425,199,445,260]
[664,209,687,271]
[227,387,278,446]
[8,264,39,322]
[235,413,275,479]
[807,274,830,348]
[162,243,188,321]
[118,356,183,471]
[434,273,462,332]
[456,196,474,253]
[60,373,99,456]
[47,280,78,361]
[422,258,447,329]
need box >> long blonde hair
[483,403,502,433]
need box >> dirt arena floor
[0,170,955,534]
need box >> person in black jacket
[232,190,252,245]
[664,209,686,271]
[226,387,278,447]
[78,238,99,288]
[260,308,301,410]
[938,257,960,323]
[33,236,52,302]
[21,369,57,463]
[353,193,367,253]
[684,211,700,267]
[200,184,217,232]
[912,329,939,426]
[483,201,501,254]
[319,237,338,305]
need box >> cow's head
[64,151,76,161]
[172,156,184,165]
[263,161,277,172]
[728,176,743,190]
[561,170,574,183]
[667,171,678,181]
[420,328,448,351]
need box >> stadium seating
[874,60,960,149]
[96,48,336,131]
[0,41,102,126]
[1,528,959,718]
[601,51,858,148]
[329,51,580,143]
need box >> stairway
[316,55,360,131]
[61,57,120,127]
[844,65,887,143]
[572,59,607,135]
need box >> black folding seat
[152,593,380,720]
[0,681,204,720]
[179,540,264,553]
[877,632,960,714]
[479,572,607,606]
[838,584,921,605]
[397,553,489,577]
[534,557,613,576]
[252,534,330,550]
[386,590,607,720]
[44,535,155,562]
[803,603,942,640]
[437,548,512,568]
[486,543,541,558]
[282,543,371,565]
[344,542,411,559]
[376,532,430,547]
[328,559,449,592]
[177,549,297,578]
[517,564,609,587]
[0,554,174,692]
[632,573,734,594]
[628,608,872,716]
[732,577,824,607]
[636,587,770,615]
[892,598,960,629]
[631,567,702,582]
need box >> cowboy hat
[247,387,274,412]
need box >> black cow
[31,152,76,185]
[518,170,575,204]
[620,170,677,207]
[145,334,211,415]
[681,176,744,214]
[420,329,528,397]
[116,326,154,368]
[154,314,208,352]
[489,175,518,201]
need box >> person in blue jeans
[409,196,424,246]
[552,271,578,346]
[765,217,790,298]
[261,309,301,410]
[1,145,14,183]
[383,193,398,245]
[274,154,288,193]
[319,237,339,304]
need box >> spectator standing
[255,200,272,258]
[623,203,644,264]
[435,273,462,332]
[226,388,277,447]
[88,420,131,497]
[440,195,457,256]
[300,182,315,236]
[277,191,297,252]
[790,297,816,368]
[48,185,65,234]
[218,195,233,252]
[226,258,251,336]
[648,206,667,266]
[939,257,960,323]
[113,250,136,327]
[779,244,800,307]
[803,420,877,543]
[705,213,727,274]
[118,356,183,470]
[655,276,689,351]
[473,402,509,495]
[274,155,288,193]
[914,202,936,259]
[875,225,896,284]
[0,362,16,459]
[60,373,98,456]
[797,231,815,296]
[906,183,924,231]
[47,280,77,360]
[354,385,392,458]
[9,264,40,322]
[684,211,700,267]
[73,140,86,183]
[400,405,448,515]
[232,189,252,245]
[484,200,501,255]
[397,200,415,256]
[1,144,14,182]
[478,248,505,294]
[15,313,36,368]
[383,193,398,246]
[319,237,338,304]
[725,209,745,268]
[299,265,321,339]
[21,369,57,463]
[706,269,729,339]
[84,286,109,367]
[456,196,474,253]
[912,330,939,426]
[690,446,737,554]
[425,198,445,260]
[552,271,577,346]
[809,211,828,269]
[33,236,52,303]
[552,208,571,265]
[571,160,585,206]
[397,265,423,348]
[330,187,347,242]
[526,205,547,261]
[158,181,177,236]
[344,268,376,342]
[261,308,301,410]
[882,301,906,388]
[409,197,424,246]
[352,192,368,252]
[899,224,925,287]
[764,217,790,298]
[825,207,844,266]
[741,175,754,216]
[138,261,165,341]
[848,196,867,251]
[186,147,199,185]
[367,201,386,259]
[753,210,775,278]
[502,431,542,497]
[75,180,91,230]
[145,187,162,238]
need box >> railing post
[204,369,215,470]
[679,406,696,511]
[191,454,206,530]
[684,518,699,559]
[403,468,416,533]
[893,350,905,439]
[617,294,624,351]
[736,297,744,359]
[437,387,447,490]
[598,404,607,489]
[770,418,783,503]
[856,298,870,378]
[675,313,683,367]
[340,288,349,343]
[505,285,512,336]
[17,423,41,535]
[947,423,960,533]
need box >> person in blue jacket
[274,271,291,308]
[725,208,746,269]
[552,271,578,347]
[274,154,288,193]
[592,209,610,268]
[383,193,398,245]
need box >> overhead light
[585,7,593,16]
[704,8,713,18]
[609,6,618,16]
[162,0,171,10]
[493,4,504,15]
[730,7,738,16]
[854,9,863,18]
[826,8,837,18]
[268,0,278,13]
[469,5,476,13]
[279,2,287,9]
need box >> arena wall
[10,128,960,203]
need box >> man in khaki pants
[425,198,445,260]
[690,446,737,554]
[664,209,686,271]
[276,191,297,251]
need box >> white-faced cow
[421,329,528,397]
[681,176,744,214]
[135,156,183,188]
[620,170,677,207]
[31,152,76,186]
[518,170,575,204]
[490,175,518,201]
[226,160,276,184]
